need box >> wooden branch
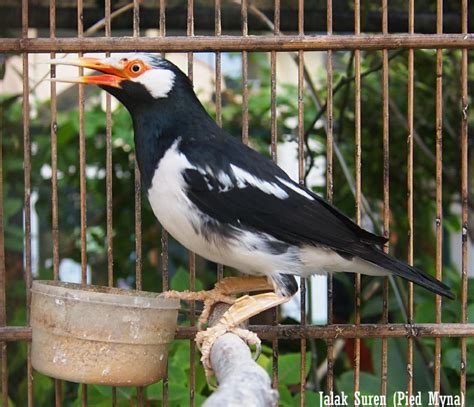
[204,333,278,407]
[203,303,278,407]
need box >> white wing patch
[276,177,315,200]
[230,164,289,199]
[132,69,175,99]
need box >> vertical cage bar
[133,3,144,404]
[380,0,389,403]
[104,1,117,404]
[460,1,469,403]
[215,0,224,281]
[50,0,59,283]
[407,0,415,399]
[160,2,169,405]
[353,0,361,394]
[187,2,196,405]
[270,0,279,162]
[325,0,335,394]
[22,0,34,405]
[270,0,280,391]
[105,0,113,288]
[297,1,306,404]
[0,48,8,407]
[434,0,443,397]
[133,0,142,293]
[77,0,87,288]
[50,0,62,403]
[160,0,166,37]
[241,0,249,145]
[77,0,88,402]
[133,0,140,37]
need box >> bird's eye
[131,64,141,73]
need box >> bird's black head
[48,53,196,114]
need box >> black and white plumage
[50,53,454,300]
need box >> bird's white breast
[147,140,210,257]
[146,140,300,274]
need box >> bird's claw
[164,289,236,328]
[195,325,262,380]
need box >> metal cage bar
[434,0,444,397]
[325,0,335,395]
[407,0,415,399]
[381,0,390,404]
[2,34,473,53]
[353,0,362,394]
[270,0,280,392]
[460,0,469,404]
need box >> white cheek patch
[132,69,175,99]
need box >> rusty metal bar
[270,0,280,392]
[215,0,224,283]
[3,34,474,53]
[103,1,116,404]
[133,3,144,403]
[460,0,469,403]
[159,3,169,404]
[21,0,33,405]
[49,0,62,403]
[77,1,88,404]
[241,0,249,145]
[380,0,389,404]
[133,0,140,37]
[160,0,166,36]
[105,0,114,289]
[3,323,474,342]
[353,0,361,394]
[407,0,415,399]
[0,44,8,407]
[297,2,306,405]
[187,2,197,404]
[325,0,335,395]
[434,0,443,399]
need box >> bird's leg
[164,276,273,326]
[195,292,293,379]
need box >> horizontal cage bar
[1,33,473,53]
[2,323,474,342]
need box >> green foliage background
[0,49,473,405]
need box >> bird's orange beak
[46,57,127,88]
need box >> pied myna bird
[48,54,454,376]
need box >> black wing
[180,135,386,254]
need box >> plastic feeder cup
[31,281,179,386]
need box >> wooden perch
[203,304,278,407]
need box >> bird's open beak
[45,57,126,88]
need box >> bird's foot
[164,288,236,328]
[195,292,292,379]
[164,276,272,328]
[196,324,261,380]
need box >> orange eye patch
[125,60,150,78]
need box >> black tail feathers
[365,249,455,300]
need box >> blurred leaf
[293,390,321,406]
[443,348,474,375]
[170,267,204,292]
[278,384,293,407]
[267,352,311,386]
